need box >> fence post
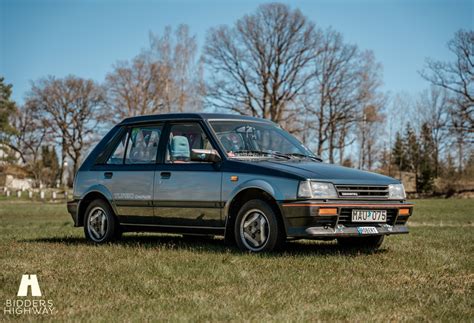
[17,191,21,198]
[40,191,45,200]
[28,191,33,199]
[52,191,57,200]
[6,190,10,197]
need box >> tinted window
[166,123,214,163]
[125,126,162,164]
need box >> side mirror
[191,149,221,163]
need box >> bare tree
[105,55,165,122]
[415,86,450,176]
[305,29,359,160]
[26,76,105,182]
[105,25,203,122]
[303,30,385,163]
[421,30,473,125]
[421,29,473,170]
[355,51,386,170]
[357,105,385,170]
[9,103,50,185]
[147,25,204,113]
[204,3,320,127]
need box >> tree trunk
[59,137,66,186]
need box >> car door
[100,124,163,224]
[153,121,223,227]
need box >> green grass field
[1,199,473,321]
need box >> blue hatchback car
[67,113,413,252]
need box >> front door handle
[104,172,113,179]
[160,172,171,179]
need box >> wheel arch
[224,184,287,242]
[77,187,116,227]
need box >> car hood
[255,160,399,185]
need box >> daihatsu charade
[67,113,413,252]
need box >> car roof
[119,113,274,125]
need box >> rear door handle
[104,172,113,179]
[160,172,171,179]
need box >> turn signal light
[399,208,410,216]
[318,208,338,216]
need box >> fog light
[318,208,338,216]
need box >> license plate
[352,210,387,222]
[357,227,379,235]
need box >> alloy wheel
[87,206,108,241]
[239,209,270,251]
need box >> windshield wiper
[233,150,291,160]
[285,153,322,162]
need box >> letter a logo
[17,274,42,297]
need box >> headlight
[298,181,338,199]
[388,183,406,200]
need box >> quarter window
[107,131,128,164]
[125,126,163,164]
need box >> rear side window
[125,126,162,164]
[106,125,162,165]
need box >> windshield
[209,120,317,160]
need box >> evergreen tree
[0,77,18,163]
[418,123,436,192]
[404,123,420,174]
[0,77,17,140]
[378,144,391,175]
[391,132,408,172]
[41,146,60,187]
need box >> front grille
[338,208,397,226]
[335,185,389,199]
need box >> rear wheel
[234,199,284,252]
[337,235,384,249]
[84,199,121,243]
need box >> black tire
[337,235,384,249]
[234,199,284,252]
[84,199,121,243]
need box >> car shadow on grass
[23,234,387,257]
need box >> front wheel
[84,199,121,243]
[234,199,284,252]
[337,235,384,249]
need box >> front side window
[210,120,315,160]
[166,123,215,163]
[124,126,162,164]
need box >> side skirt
[119,223,226,236]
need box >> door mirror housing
[191,149,221,163]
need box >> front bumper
[281,200,413,239]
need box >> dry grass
[0,199,473,321]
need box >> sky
[0,0,472,105]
